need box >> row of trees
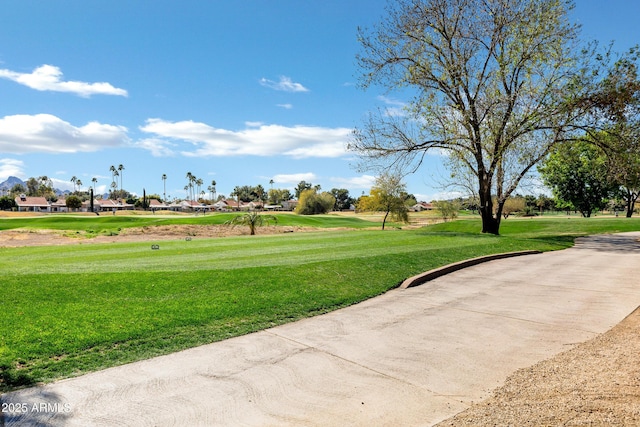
[1,171,360,213]
[225,181,357,213]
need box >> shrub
[295,189,336,215]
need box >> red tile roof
[14,196,49,207]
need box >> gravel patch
[437,307,640,426]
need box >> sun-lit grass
[0,212,379,234]
[1,215,638,391]
[429,216,640,238]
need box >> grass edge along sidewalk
[1,216,639,392]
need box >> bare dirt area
[438,306,640,426]
[0,224,326,247]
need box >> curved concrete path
[3,232,640,426]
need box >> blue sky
[0,1,638,201]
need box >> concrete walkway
[3,232,640,426]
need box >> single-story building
[212,200,231,211]
[281,200,298,211]
[148,199,170,211]
[50,198,68,212]
[14,195,50,212]
[93,199,134,212]
[180,200,210,212]
[411,202,435,212]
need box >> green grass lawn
[1,214,639,391]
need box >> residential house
[14,195,50,212]
[263,204,283,211]
[411,202,434,212]
[281,200,298,211]
[50,198,68,212]
[212,200,231,211]
[148,199,170,211]
[180,200,210,212]
[94,199,134,213]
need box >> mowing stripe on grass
[4,217,638,390]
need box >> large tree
[350,0,605,234]
[268,188,293,205]
[595,55,640,217]
[600,129,640,217]
[66,195,83,211]
[357,173,409,230]
[539,140,616,217]
[294,181,313,199]
[330,188,356,211]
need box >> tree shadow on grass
[0,363,36,394]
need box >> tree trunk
[626,201,633,217]
[478,172,501,235]
[625,189,637,217]
[481,211,500,234]
[382,210,389,230]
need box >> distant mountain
[0,176,26,193]
[0,176,69,197]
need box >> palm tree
[109,165,117,199]
[232,186,241,210]
[186,172,194,201]
[196,178,203,201]
[112,171,119,199]
[162,174,167,202]
[118,164,125,195]
[225,211,277,235]
[76,179,83,192]
[110,181,118,199]
[38,176,52,198]
[92,177,98,193]
[70,176,78,193]
[255,185,266,209]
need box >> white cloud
[330,175,376,189]
[272,173,316,184]
[0,64,128,97]
[0,114,130,154]
[139,119,351,159]
[277,103,293,109]
[135,138,177,157]
[50,177,75,192]
[259,76,309,92]
[0,158,25,181]
[377,95,407,117]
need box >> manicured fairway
[1,215,638,391]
